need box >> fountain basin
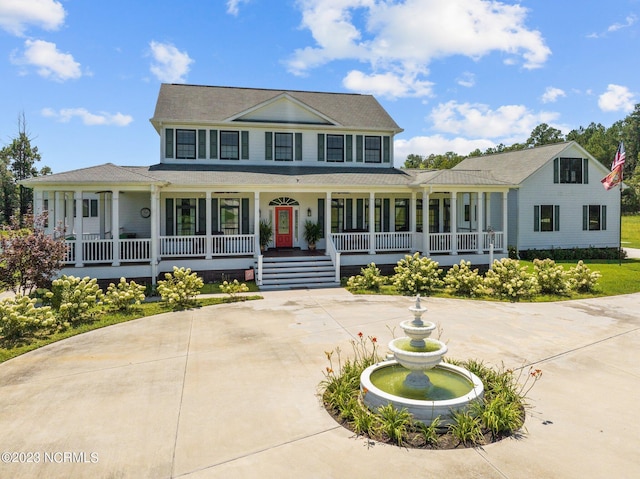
[399,319,436,344]
[388,337,447,372]
[361,360,484,426]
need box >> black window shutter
[346,199,353,230]
[582,205,588,230]
[383,136,390,163]
[166,198,174,235]
[554,205,560,231]
[602,205,607,230]
[356,199,364,229]
[318,198,325,238]
[198,130,206,159]
[265,132,273,161]
[197,198,206,234]
[210,130,218,159]
[583,158,589,184]
[241,131,249,160]
[295,133,302,161]
[356,135,363,162]
[317,134,325,161]
[346,135,353,162]
[211,198,219,234]
[383,198,390,232]
[553,158,559,183]
[241,198,250,234]
[534,205,540,232]
[165,129,174,159]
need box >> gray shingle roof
[408,169,514,186]
[452,141,576,184]
[21,163,167,186]
[151,84,403,132]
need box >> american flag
[611,142,626,170]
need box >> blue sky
[1,0,638,172]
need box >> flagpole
[618,181,622,266]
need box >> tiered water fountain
[360,296,484,425]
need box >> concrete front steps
[259,255,339,290]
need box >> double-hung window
[554,157,588,184]
[326,135,344,162]
[365,136,381,163]
[275,133,293,161]
[534,205,560,232]
[176,129,196,159]
[220,131,239,160]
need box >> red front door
[275,207,293,248]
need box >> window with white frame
[220,131,239,160]
[326,135,344,162]
[554,157,588,184]
[275,133,293,161]
[176,129,196,159]
[365,136,381,163]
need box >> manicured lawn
[622,215,640,248]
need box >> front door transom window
[269,197,299,206]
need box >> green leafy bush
[376,404,413,446]
[45,275,104,326]
[568,260,601,293]
[443,260,484,297]
[392,253,443,295]
[157,266,204,308]
[104,278,146,311]
[0,295,56,340]
[219,279,249,298]
[533,258,570,295]
[346,262,385,291]
[448,409,484,446]
[484,258,538,301]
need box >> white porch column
[205,191,212,259]
[422,190,429,256]
[74,190,84,267]
[150,185,159,283]
[325,192,332,249]
[98,193,106,239]
[368,192,375,254]
[34,190,44,217]
[254,191,260,257]
[112,190,120,266]
[503,190,509,251]
[477,192,484,254]
[450,192,457,255]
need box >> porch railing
[120,239,151,263]
[160,236,207,257]
[64,238,152,264]
[375,232,413,251]
[429,233,451,253]
[211,234,254,256]
[331,232,370,252]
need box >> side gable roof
[21,163,167,187]
[452,141,595,184]
[150,84,403,133]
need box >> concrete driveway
[0,288,638,478]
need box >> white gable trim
[225,93,339,126]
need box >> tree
[0,152,14,224]
[0,213,67,295]
[526,123,565,147]
[0,114,46,225]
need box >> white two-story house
[22,84,619,289]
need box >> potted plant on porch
[303,220,322,250]
[259,219,273,252]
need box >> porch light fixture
[307,207,312,217]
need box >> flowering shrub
[533,258,570,295]
[392,253,443,295]
[443,260,484,297]
[157,266,203,308]
[0,295,56,340]
[568,260,601,293]
[45,275,104,325]
[484,258,538,301]
[346,262,385,291]
[219,279,249,298]
[104,278,146,311]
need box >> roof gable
[231,94,334,125]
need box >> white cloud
[598,84,635,113]
[0,0,65,36]
[226,0,250,16]
[288,0,550,97]
[12,39,81,81]
[42,107,133,126]
[541,87,566,104]
[395,135,494,164]
[456,72,475,88]
[429,100,559,139]
[149,41,193,83]
[343,69,433,98]
[608,14,637,33]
